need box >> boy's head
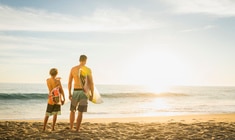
[49,68,58,77]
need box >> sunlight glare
[126,48,191,86]
[144,83,170,93]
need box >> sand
[1,113,235,140]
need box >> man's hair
[49,68,58,76]
[79,55,87,62]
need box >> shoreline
[84,113,235,123]
[2,113,235,123]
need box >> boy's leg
[52,114,57,131]
[43,115,49,131]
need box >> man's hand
[69,94,72,100]
[89,95,93,101]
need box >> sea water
[0,83,235,120]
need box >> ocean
[0,83,235,120]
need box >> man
[68,55,94,132]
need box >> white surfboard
[79,67,103,104]
[88,86,103,104]
[83,77,103,104]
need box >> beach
[1,84,235,139]
[1,113,235,140]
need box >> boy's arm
[58,80,65,105]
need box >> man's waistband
[74,88,83,91]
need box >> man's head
[79,55,87,65]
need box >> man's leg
[70,111,75,130]
[76,111,83,131]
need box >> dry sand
[1,113,235,140]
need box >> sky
[0,0,235,86]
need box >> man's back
[70,65,83,89]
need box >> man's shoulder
[71,65,79,71]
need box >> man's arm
[68,70,73,100]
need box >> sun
[125,48,191,86]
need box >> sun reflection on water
[144,84,171,94]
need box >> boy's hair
[49,68,58,76]
[79,55,87,62]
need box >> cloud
[180,25,217,32]
[162,0,235,17]
[0,34,117,65]
[0,5,158,32]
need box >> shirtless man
[68,55,94,132]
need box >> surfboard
[82,76,103,104]
[79,67,103,104]
[86,85,103,104]
[49,87,62,105]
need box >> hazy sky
[0,0,235,86]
